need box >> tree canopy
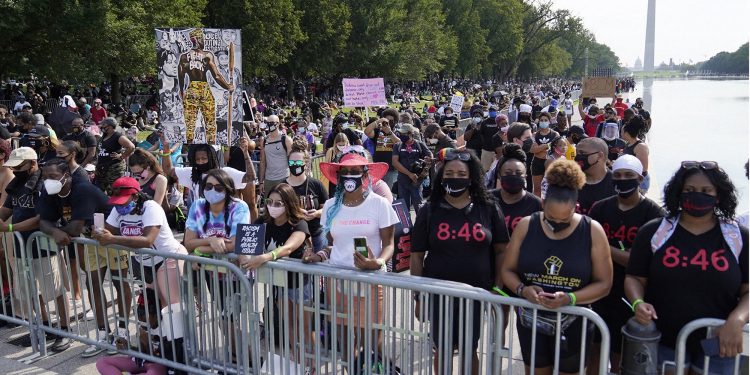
[0,0,621,83]
[700,43,749,75]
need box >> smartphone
[538,292,557,298]
[93,213,105,231]
[354,237,368,257]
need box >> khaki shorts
[82,246,129,272]
[14,256,65,302]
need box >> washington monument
[644,0,655,71]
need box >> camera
[409,159,428,175]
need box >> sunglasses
[681,161,718,170]
[204,182,226,193]
[289,160,305,167]
[443,149,471,162]
[266,122,279,126]
[265,199,285,208]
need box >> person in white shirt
[306,152,399,366]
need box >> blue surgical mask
[116,201,136,215]
[204,189,226,204]
[539,121,550,129]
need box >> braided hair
[188,144,219,185]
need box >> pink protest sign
[342,78,387,107]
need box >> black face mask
[571,135,582,144]
[289,164,305,177]
[614,178,640,198]
[680,192,717,217]
[195,163,210,174]
[521,138,533,153]
[543,217,571,233]
[575,153,598,172]
[500,175,525,194]
[442,178,470,197]
[13,170,30,182]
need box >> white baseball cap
[612,155,643,176]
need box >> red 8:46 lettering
[436,222,487,242]
[505,215,523,231]
[661,246,730,272]
[601,223,639,243]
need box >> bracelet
[567,292,577,306]
[193,248,209,257]
[271,249,279,261]
[631,298,645,313]
[492,286,509,297]
[6,223,12,232]
[162,151,171,157]
[315,250,329,261]
[516,283,525,297]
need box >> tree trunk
[111,74,122,104]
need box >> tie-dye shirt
[186,198,250,239]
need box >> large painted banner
[342,78,387,107]
[156,28,243,146]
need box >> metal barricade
[672,318,749,375]
[245,257,610,375]
[18,232,260,374]
[310,154,324,181]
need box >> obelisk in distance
[644,0,655,72]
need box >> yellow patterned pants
[183,81,216,144]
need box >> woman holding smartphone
[501,159,612,375]
[306,151,398,370]
[410,148,509,375]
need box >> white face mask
[428,138,438,145]
[336,145,346,152]
[267,205,285,218]
[44,176,66,195]
[473,117,482,124]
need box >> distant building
[634,57,643,71]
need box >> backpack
[262,134,288,154]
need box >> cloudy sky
[552,0,750,67]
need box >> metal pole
[584,47,589,77]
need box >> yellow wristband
[271,249,279,261]
[631,298,645,312]
[193,247,209,257]
[7,223,12,232]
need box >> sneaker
[49,335,71,352]
[84,309,95,321]
[81,329,107,358]
[107,328,129,355]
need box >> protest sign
[156,28,243,146]
[342,78,387,107]
[234,223,266,255]
[582,77,616,98]
[450,95,464,113]
[389,199,412,273]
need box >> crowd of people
[0,76,746,375]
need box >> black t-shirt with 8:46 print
[412,200,509,290]
[627,219,748,355]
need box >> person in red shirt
[612,94,629,118]
[90,98,108,125]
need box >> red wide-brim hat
[319,153,389,185]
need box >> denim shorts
[286,282,313,305]
[658,344,746,375]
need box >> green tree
[702,43,749,74]
[340,0,456,80]
[441,1,490,78]
[204,0,304,77]
[517,41,571,78]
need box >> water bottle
[620,317,661,375]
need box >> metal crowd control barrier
[16,232,260,374]
[238,256,611,375]
[672,318,749,375]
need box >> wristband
[7,223,12,232]
[271,249,279,261]
[492,286,509,297]
[315,250,329,261]
[516,283,525,297]
[162,151,171,157]
[193,248,209,257]
[567,292,577,306]
[631,298,644,313]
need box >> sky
[551,0,750,67]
